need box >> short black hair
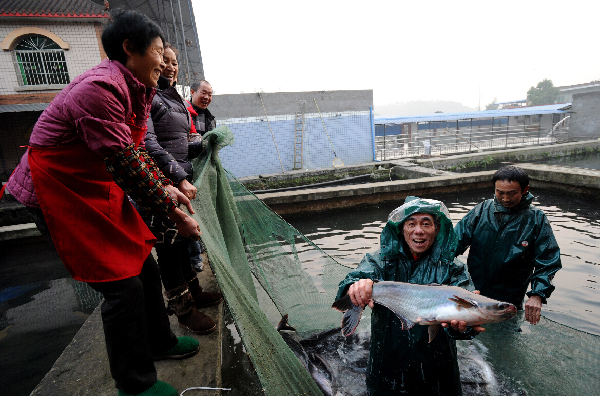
[101,9,165,65]
[191,80,211,92]
[492,165,530,190]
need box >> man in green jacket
[454,165,562,325]
[337,196,484,396]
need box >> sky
[191,0,600,109]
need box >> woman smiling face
[124,36,165,88]
[162,47,178,86]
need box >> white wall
[0,20,103,95]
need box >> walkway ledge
[257,164,600,216]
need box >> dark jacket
[336,197,475,396]
[454,193,561,309]
[189,103,216,136]
[145,77,203,185]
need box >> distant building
[0,0,110,182]
[555,81,600,104]
[493,100,526,110]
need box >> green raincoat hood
[381,196,458,263]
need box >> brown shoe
[186,274,224,309]
[165,285,216,335]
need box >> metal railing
[374,124,570,161]
[12,49,70,86]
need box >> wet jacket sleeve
[525,213,562,303]
[454,203,484,257]
[335,250,384,301]
[145,114,189,185]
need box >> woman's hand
[178,179,197,200]
[165,184,195,214]
[168,207,201,240]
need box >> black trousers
[155,240,195,291]
[89,255,177,393]
[30,208,177,393]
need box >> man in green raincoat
[336,196,483,396]
[454,165,561,325]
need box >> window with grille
[12,34,70,86]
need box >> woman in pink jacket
[5,9,198,396]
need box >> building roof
[558,82,600,92]
[494,99,526,105]
[0,103,49,113]
[0,0,109,18]
[375,103,571,125]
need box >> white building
[0,0,110,181]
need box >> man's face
[495,180,529,208]
[402,213,438,257]
[191,82,213,109]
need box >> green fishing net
[190,126,351,396]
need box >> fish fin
[396,314,416,331]
[341,304,364,336]
[428,324,441,343]
[332,294,354,312]
[276,314,296,332]
[448,295,478,309]
[377,302,416,330]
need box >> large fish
[332,281,517,341]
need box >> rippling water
[287,188,600,335]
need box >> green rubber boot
[153,336,200,361]
[118,380,177,396]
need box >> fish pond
[281,187,600,395]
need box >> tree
[485,98,499,110]
[527,79,559,106]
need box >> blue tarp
[374,103,570,126]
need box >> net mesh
[190,125,600,396]
[189,125,351,396]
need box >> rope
[313,98,339,158]
[180,387,231,395]
[258,92,285,173]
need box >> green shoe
[118,380,177,396]
[153,336,199,360]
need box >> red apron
[28,124,156,282]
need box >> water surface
[287,188,600,335]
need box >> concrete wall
[569,91,600,140]
[209,90,375,178]
[210,90,373,119]
[217,111,373,178]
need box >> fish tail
[331,294,354,312]
[332,294,364,336]
[343,309,363,337]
